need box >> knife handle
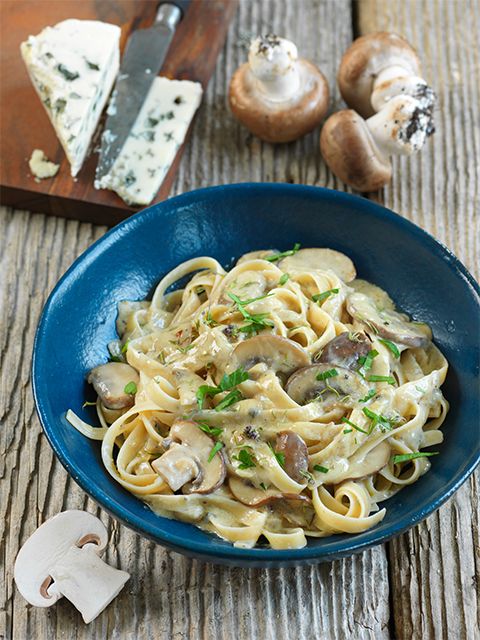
[170,0,191,17]
[155,0,191,27]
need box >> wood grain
[0,0,237,225]
[357,1,480,639]
[1,1,478,639]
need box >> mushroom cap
[14,511,107,608]
[316,331,371,370]
[230,334,310,375]
[275,431,309,483]
[87,362,139,410]
[338,32,421,118]
[229,59,329,143]
[320,109,392,192]
[285,363,370,406]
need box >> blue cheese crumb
[95,77,203,206]
[29,149,59,181]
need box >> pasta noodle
[69,247,449,550]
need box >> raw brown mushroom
[285,363,370,406]
[87,362,139,410]
[316,331,371,370]
[229,34,329,143]
[152,421,226,494]
[320,32,435,192]
[230,335,310,376]
[275,431,309,483]
[347,292,432,347]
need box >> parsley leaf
[196,422,223,438]
[316,368,338,381]
[232,448,256,469]
[208,441,223,462]
[264,243,301,262]
[279,273,290,285]
[362,407,393,433]
[124,381,137,395]
[214,389,243,411]
[392,451,439,464]
[268,443,285,467]
[312,288,339,304]
[359,389,376,403]
[378,338,400,358]
[367,374,396,385]
[341,416,368,434]
[196,368,249,409]
[219,368,249,391]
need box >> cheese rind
[95,77,203,206]
[21,19,120,177]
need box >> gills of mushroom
[229,34,329,143]
[319,94,435,192]
[321,31,436,191]
[14,511,129,624]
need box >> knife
[96,1,190,181]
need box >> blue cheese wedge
[21,19,120,177]
[95,77,203,206]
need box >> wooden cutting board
[0,0,237,225]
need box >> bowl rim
[32,183,480,565]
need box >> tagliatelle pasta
[68,247,449,550]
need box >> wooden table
[1,1,478,638]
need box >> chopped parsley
[203,310,218,327]
[362,407,393,433]
[392,451,439,464]
[228,292,274,334]
[121,340,130,353]
[367,374,396,385]
[378,338,400,358]
[312,288,339,304]
[208,441,224,462]
[343,428,353,434]
[196,422,223,438]
[264,243,301,262]
[300,469,315,484]
[214,389,244,412]
[124,381,137,395]
[358,349,378,374]
[268,443,285,467]
[232,448,256,469]
[341,416,368,434]
[313,464,329,473]
[316,368,338,381]
[279,273,290,285]
[359,389,376,403]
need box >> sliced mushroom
[228,476,310,507]
[236,250,275,264]
[166,420,226,494]
[347,292,432,347]
[151,443,202,492]
[87,362,139,409]
[349,279,395,311]
[316,331,371,370]
[231,335,310,376]
[275,431,309,483]
[342,440,391,481]
[285,364,370,406]
[280,248,356,282]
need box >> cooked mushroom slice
[161,420,226,494]
[280,248,356,282]
[342,440,391,481]
[317,331,371,370]
[347,292,432,347]
[151,443,202,492]
[285,364,370,406]
[231,335,310,376]
[236,250,275,264]
[87,362,139,409]
[275,431,309,483]
[349,279,395,311]
[229,476,310,507]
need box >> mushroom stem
[248,34,300,101]
[371,66,435,113]
[366,95,434,156]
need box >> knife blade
[96,2,186,181]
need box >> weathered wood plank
[357,1,480,639]
[1,2,393,639]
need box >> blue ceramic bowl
[32,184,480,567]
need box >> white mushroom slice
[236,250,275,264]
[14,510,129,623]
[280,248,356,282]
[316,331,371,370]
[347,292,432,347]
[275,431,309,483]
[87,362,139,409]
[151,443,202,492]
[228,476,310,507]
[285,364,370,406]
[231,335,310,375]
[349,279,395,311]
[169,421,226,494]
